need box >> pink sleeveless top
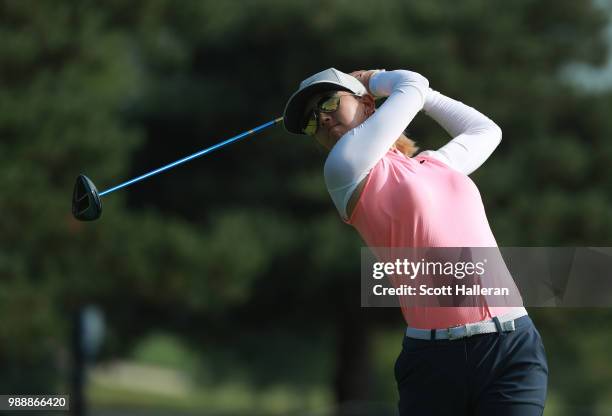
[345,149,520,329]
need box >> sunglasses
[301,93,360,136]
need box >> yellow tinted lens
[302,113,318,136]
[319,96,341,112]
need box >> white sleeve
[419,89,502,175]
[323,70,429,219]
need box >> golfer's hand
[350,69,383,96]
[352,69,430,104]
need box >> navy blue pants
[394,315,548,415]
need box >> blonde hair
[394,134,419,157]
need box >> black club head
[72,174,102,221]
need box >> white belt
[405,309,528,341]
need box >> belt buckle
[447,325,467,340]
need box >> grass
[87,361,332,416]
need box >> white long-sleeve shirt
[323,70,502,220]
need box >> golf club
[72,117,284,221]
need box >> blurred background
[2,0,612,415]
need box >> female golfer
[284,68,548,415]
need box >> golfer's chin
[329,125,346,140]
[320,126,347,150]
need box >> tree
[2,0,612,413]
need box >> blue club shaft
[99,117,283,197]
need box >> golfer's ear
[362,94,376,115]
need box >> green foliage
[2,0,612,411]
[131,332,200,371]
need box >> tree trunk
[333,303,372,415]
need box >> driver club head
[72,174,102,221]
